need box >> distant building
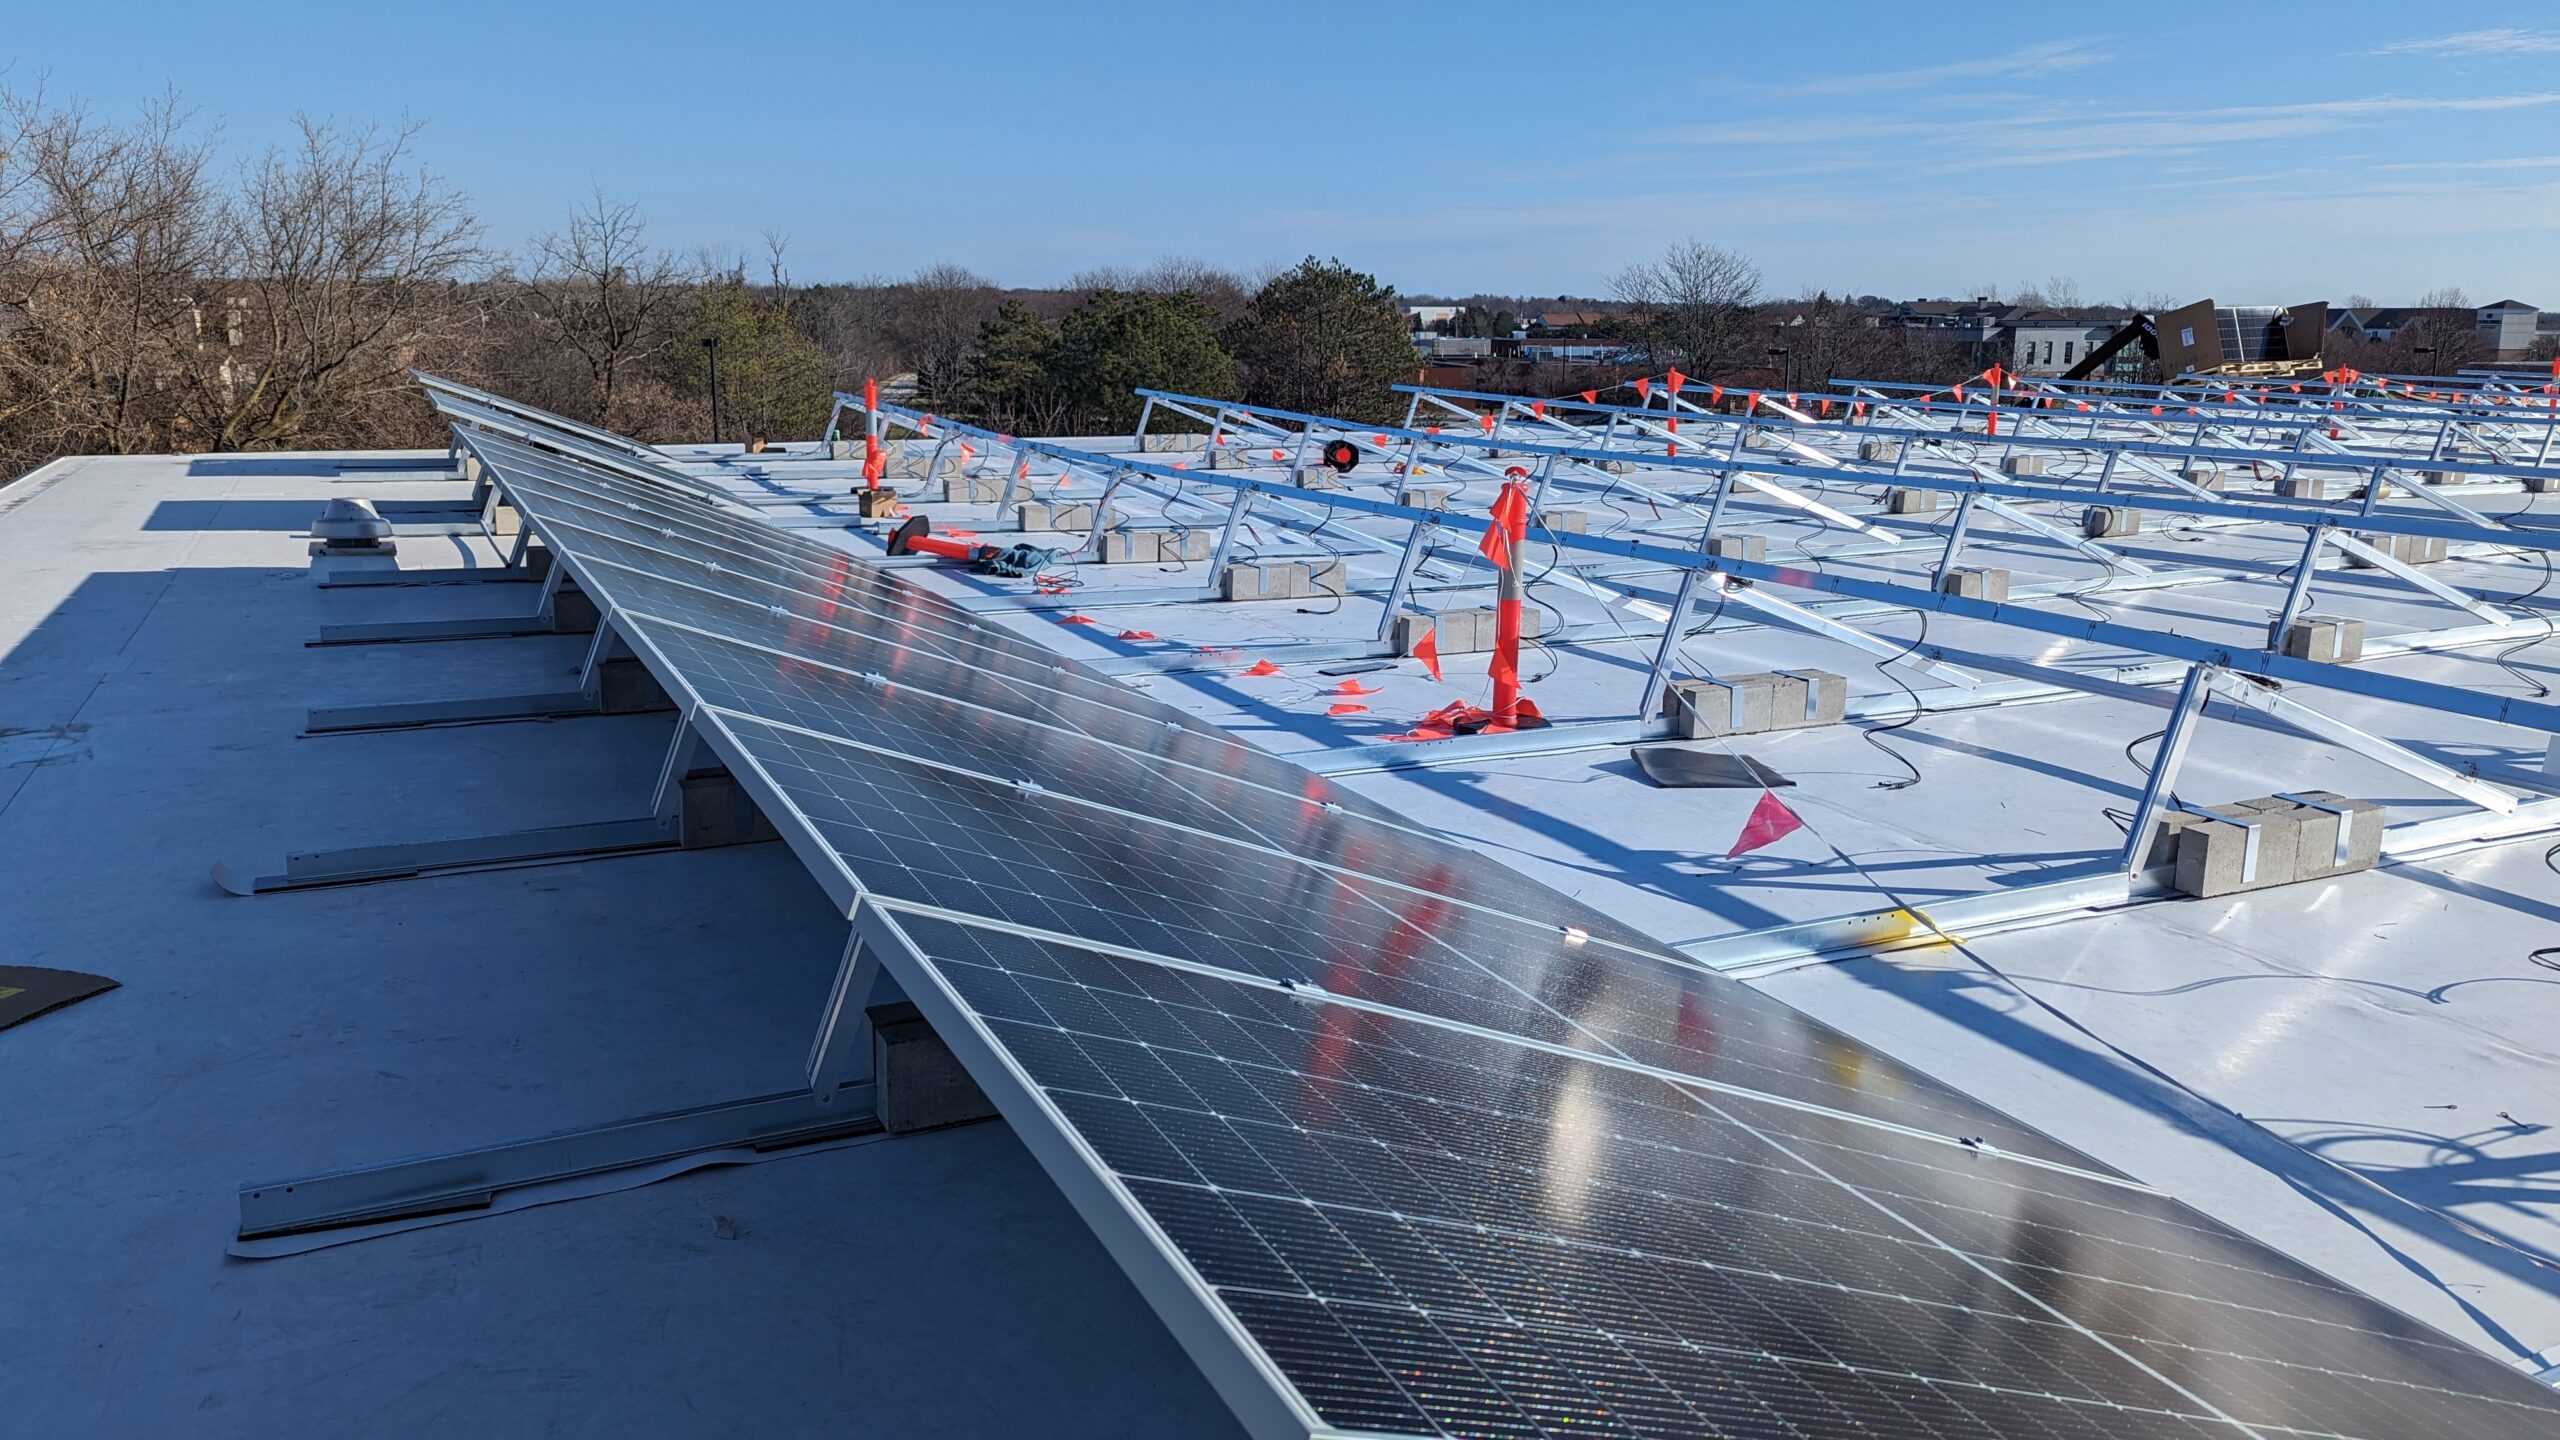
[1413,335,1490,360]
[2477,300,2540,357]
[2006,312,2117,375]
[1536,310,1612,332]
[2327,300,2542,360]
[1517,337,1638,364]
[1402,304,1461,333]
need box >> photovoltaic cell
[424,383,2560,1440]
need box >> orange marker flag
[1580,389,1598,404]
[1411,627,1442,681]
[1634,377,1652,401]
[1242,659,1281,677]
[1333,678,1381,696]
[1709,384,1724,403]
[1115,629,1157,641]
[1327,702,1369,716]
[1725,790,1804,859]
[1530,401,1546,419]
[1477,482,1529,570]
[1666,368,1687,395]
[1059,614,1095,625]
[1479,414,1496,433]
[1374,434,1389,446]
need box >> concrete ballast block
[1705,534,1765,563]
[2279,616,2365,664]
[2174,800,2303,899]
[1661,669,1843,737]
[550,585,601,635]
[2000,455,2048,477]
[869,1001,999,1133]
[1887,488,1939,515]
[1937,566,2011,602]
[596,657,675,715]
[678,767,781,849]
[2166,792,2384,898]
[1017,501,1096,532]
[1222,560,1310,601]
[1102,530,1162,565]
[1859,440,1902,464]
[2083,505,2140,539]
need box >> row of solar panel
[433,394,2560,1440]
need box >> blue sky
[8,2,2558,304]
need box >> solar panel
[873,904,2560,1440]
[696,705,2078,1161]
[424,384,2560,1440]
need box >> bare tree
[0,88,220,465]
[172,116,485,451]
[517,190,695,428]
[886,262,997,408]
[1067,255,1257,321]
[1612,239,1762,378]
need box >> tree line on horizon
[4,89,2523,479]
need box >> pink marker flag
[1724,790,1804,859]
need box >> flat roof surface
[7,420,2559,1430]
[0,452,1246,1437]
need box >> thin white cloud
[2376,154,2560,171]
[1650,92,2560,172]
[1757,39,2108,96]
[2372,28,2560,57]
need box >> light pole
[1768,345,1792,391]
[702,336,723,444]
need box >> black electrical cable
[1859,609,1931,790]
[2124,727,2165,773]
